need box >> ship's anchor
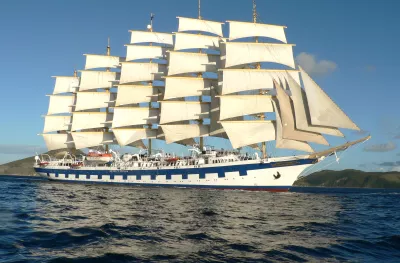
[273,172,281,180]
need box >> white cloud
[363,142,396,152]
[295,52,337,76]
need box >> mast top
[106,37,110,56]
[73,69,77,77]
[198,0,202,19]
[252,0,257,23]
[147,13,154,32]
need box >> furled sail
[163,76,213,100]
[84,54,122,70]
[115,85,162,105]
[227,20,287,43]
[286,72,344,137]
[177,17,223,36]
[52,76,79,94]
[223,42,295,68]
[71,132,114,149]
[300,66,360,130]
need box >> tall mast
[197,0,205,151]
[253,0,267,158]
[105,38,110,152]
[198,0,201,19]
[148,13,154,156]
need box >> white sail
[287,72,344,137]
[130,30,173,46]
[71,132,114,149]
[113,128,157,146]
[160,124,209,144]
[125,45,170,61]
[219,95,274,120]
[163,76,213,99]
[129,140,147,149]
[177,17,223,36]
[220,69,300,95]
[275,80,328,145]
[168,52,219,75]
[52,76,79,94]
[300,67,360,131]
[79,70,119,91]
[224,42,295,68]
[71,112,112,131]
[75,92,114,111]
[43,116,71,133]
[273,101,313,152]
[112,107,159,128]
[84,54,122,70]
[119,62,166,84]
[115,85,161,105]
[221,121,276,149]
[159,101,210,124]
[174,32,222,51]
[227,20,287,43]
[42,133,74,151]
[47,95,75,115]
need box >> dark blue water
[0,175,399,263]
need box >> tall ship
[34,1,370,191]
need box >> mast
[198,0,204,151]
[41,69,79,150]
[252,0,267,158]
[105,38,110,153]
[148,13,154,155]
[112,13,173,150]
[159,2,224,146]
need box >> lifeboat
[86,152,113,164]
[39,161,49,166]
[165,157,179,162]
[70,162,83,168]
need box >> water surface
[0,175,399,262]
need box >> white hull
[34,157,316,191]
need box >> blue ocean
[0,175,399,263]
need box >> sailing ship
[34,1,370,191]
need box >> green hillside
[294,169,400,188]
[0,149,84,176]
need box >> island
[294,169,400,188]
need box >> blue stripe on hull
[35,158,317,178]
[42,178,292,192]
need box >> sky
[0,0,399,172]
